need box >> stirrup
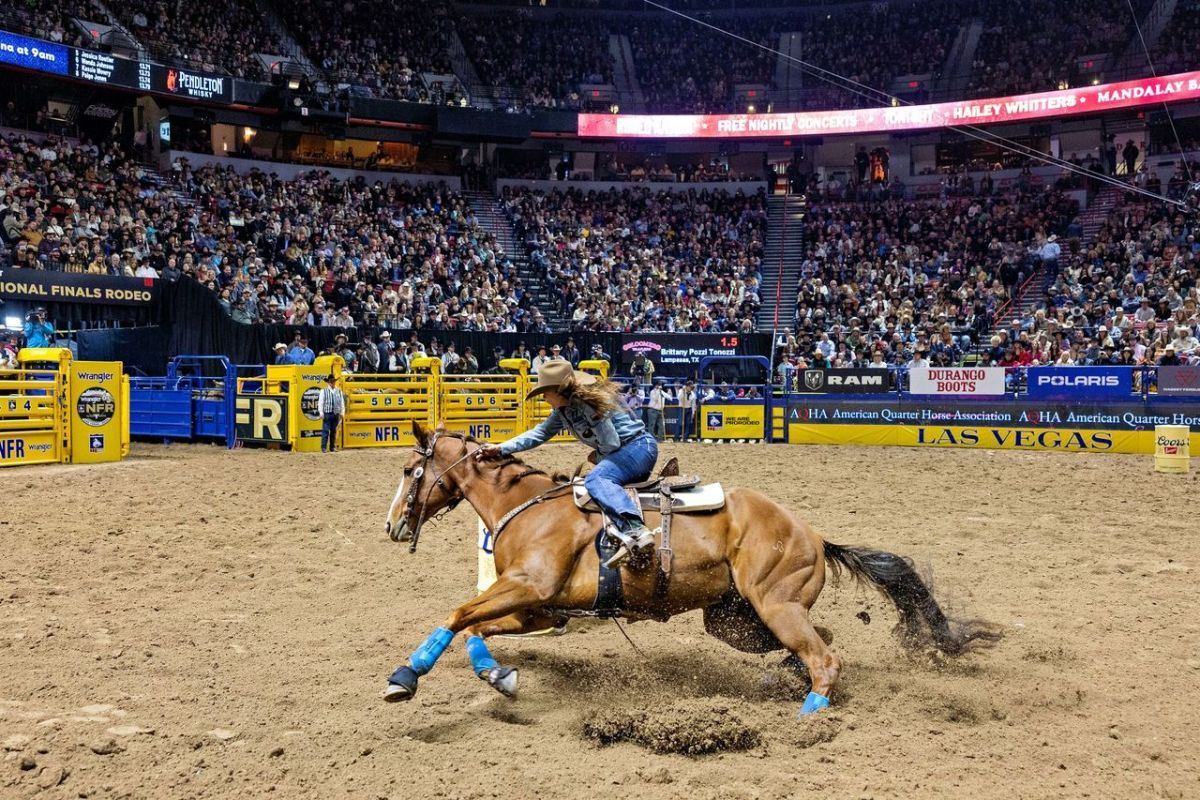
[603,526,655,568]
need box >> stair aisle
[462,189,569,331]
[756,194,807,332]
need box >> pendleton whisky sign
[0,270,159,306]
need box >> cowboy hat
[525,360,596,400]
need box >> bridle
[394,431,471,553]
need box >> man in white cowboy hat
[477,360,658,567]
[272,342,289,365]
[1039,234,1061,279]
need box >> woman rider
[476,360,657,567]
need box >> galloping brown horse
[382,423,999,714]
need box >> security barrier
[0,348,128,467]
[340,357,436,449]
[129,356,265,448]
[234,356,343,450]
[228,356,617,451]
[438,358,526,443]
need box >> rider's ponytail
[561,375,623,417]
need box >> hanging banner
[579,70,1200,139]
[0,270,158,306]
[909,367,1006,396]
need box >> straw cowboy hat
[525,359,596,400]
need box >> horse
[382,422,1000,714]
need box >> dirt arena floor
[2,441,1198,799]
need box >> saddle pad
[572,481,725,513]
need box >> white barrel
[476,518,498,593]
[1154,425,1191,474]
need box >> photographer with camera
[23,308,54,349]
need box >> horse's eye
[403,467,413,476]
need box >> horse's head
[385,421,469,548]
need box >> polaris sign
[1026,367,1132,400]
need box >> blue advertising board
[1025,367,1133,400]
[0,30,67,75]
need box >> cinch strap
[409,627,454,675]
[465,635,498,675]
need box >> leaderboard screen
[0,28,232,104]
[71,48,150,90]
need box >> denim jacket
[499,400,646,457]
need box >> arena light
[5,316,22,330]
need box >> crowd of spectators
[457,12,612,111]
[502,186,767,332]
[273,0,461,103]
[966,0,1150,98]
[0,0,112,50]
[1010,192,1200,367]
[114,0,285,81]
[773,189,1078,371]
[1152,0,1200,78]
[0,131,554,333]
[625,15,779,114]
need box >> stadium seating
[501,186,767,332]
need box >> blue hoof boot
[384,666,419,703]
[798,691,830,716]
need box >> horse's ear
[412,421,429,447]
[434,420,446,433]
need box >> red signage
[579,71,1200,139]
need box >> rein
[404,432,472,553]
[401,432,573,552]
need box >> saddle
[571,457,726,514]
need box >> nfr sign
[235,395,288,443]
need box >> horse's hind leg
[461,610,565,699]
[731,536,842,714]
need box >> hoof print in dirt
[581,701,761,755]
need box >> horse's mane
[434,430,567,487]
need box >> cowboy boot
[603,519,656,568]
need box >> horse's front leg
[459,609,566,699]
[383,570,567,703]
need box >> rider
[476,360,657,566]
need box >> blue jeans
[584,434,658,528]
[321,414,341,452]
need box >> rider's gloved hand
[475,443,504,461]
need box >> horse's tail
[822,541,1002,655]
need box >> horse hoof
[481,666,518,698]
[798,691,830,716]
[384,666,419,703]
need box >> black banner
[0,270,159,307]
[620,333,769,377]
[791,368,891,394]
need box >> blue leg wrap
[799,691,830,715]
[408,627,454,676]
[466,635,498,675]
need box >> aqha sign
[909,367,1006,396]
